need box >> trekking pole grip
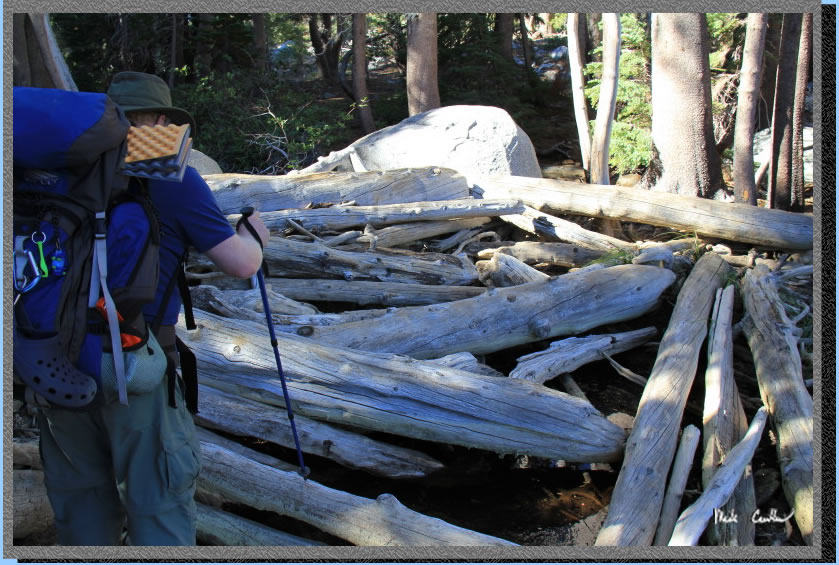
[237,206,263,250]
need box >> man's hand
[237,209,270,248]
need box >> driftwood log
[476,251,550,287]
[205,167,470,214]
[509,327,658,384]
[13,469,53,539]
[595,253,731,546]
[295,265,676,358]
[196,503,325,546]
[702,285,756,545]
[668,407,769,546]
[653,425,701,545]
[476,241,604,267]
[473,175,813,250]
[180,309,628,462]
[195,384,445,479]
[501,206,634,251]
[741,265,813,544]
[199,440,517,545]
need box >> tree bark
[732,13,768,205]
[406,13,441,116]
[567,13,591,174]
[204,168,470,214]
[473,175,813,250]
[352,14,376,134]
[495,13,514,60]
[595,253,731,546]
[790,13,812,211]
[590,14,620,185]
[198,440,517,545]
[181,309,628,462]
[509,327,657,384]
[768,13,803,210]
[741,265,813,544]
[293,264,674,359]
[647,13,723,197]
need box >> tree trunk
[473,175,813,250]
[595,253,731,546]
[198,440,516,545]
[647,13,723,197]
[290,264,675,359]
[352,13,376,134]
[518,14,533,73]
[406,13,441,115]
[204,168,471,214]
[180,309,629,463]
[495,13,514,60]
[732,13,768,205]
[585,14,602,64]
[590,13,620,186]
[741,265,813,544]
[768,13,803,210]
[790,12,812,211]
[567,13,592,174]
[251,13,267,72]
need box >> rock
[542,164,586,182]
[348,105,542,181]
[615,173,642,187]
[188,148,223,175]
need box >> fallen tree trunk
[179,309,628,462]
[654,425,701,545]
[205,167,470,214]
[702,285,756,545]
[741,265,813,544]
[476,251,550,287]
[199,440,517,545]
[473,175,813,250]
[509,327,658,384]
[193,277,488,306]
[595,253,731,546]
[248,198,524,232]
[13,469,54,540]
[299,265,675,359]
[353,218,491,249]
[196,384,445,478]
[501,206,634,251]
[197,503,325,546]
[476,241,604,267]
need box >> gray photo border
[3,0,829,562]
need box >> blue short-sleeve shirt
[143,166,234,326]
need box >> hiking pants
[37,349,200,546]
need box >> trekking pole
[239,207,310,479]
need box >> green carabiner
[31,231,49,278]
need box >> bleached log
[197,502,325,546]
[473,175,813,250]
[179,310,628,462]
[189,285,318,323]
[354,218,491,248]
[476,251,550,287]
[653,425,701,545]
[741,264,813,544]
[668,407,768,546]
[196,384,445,478]
[429,352,506,378]
[558,374,589,402]
[199,440,517,545]
[702,285,756,545]
[245,198,524,232]
[195,427,296,473]
[501,206,634,251]
[206,167,470,214]
[304,265,675,359]
[13,439,42,469]
[476,241,604,267]
[13,469,54,539]
[595,253,732,546]
[509,327,658,384]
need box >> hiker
[35,71,270,546]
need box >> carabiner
[13,249,41,293]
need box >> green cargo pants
[37,328,199,546]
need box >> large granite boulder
[188,148,223,175]
[348,105,542,180]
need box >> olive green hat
[106,71,197,135]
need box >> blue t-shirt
[143,166,235,326]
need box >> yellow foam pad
[125,124,190,163]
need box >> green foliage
[706,13,746,71]
[550,13,568,32]
[584,13,652,175]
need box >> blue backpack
[13,87,166,409]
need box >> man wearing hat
[36,71,269,546]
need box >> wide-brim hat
[107,71,197,135]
